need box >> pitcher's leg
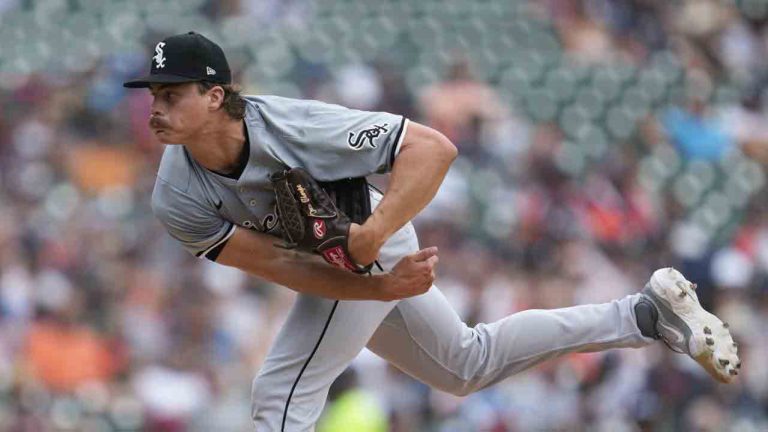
[252,211,421,431]
[367,285,653,396]
[251,295,397,431]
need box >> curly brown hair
[196,81,246,120]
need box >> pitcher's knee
[250,375,277,422]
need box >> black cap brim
[123,73,201,88]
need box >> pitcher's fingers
[424,255,439,268]
[411,246,438,262]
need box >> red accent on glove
[321,246,357,272]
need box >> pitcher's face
[148,82,212,144]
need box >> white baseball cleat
[639,267,740,383]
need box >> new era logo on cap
[122,31,231,88]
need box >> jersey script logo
[348,124,389,150]
[262,212,278,232]
[154,42,167,69]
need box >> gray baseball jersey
[149,95,653,432]
[151,95,408,259]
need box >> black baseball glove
[270,167,373,274]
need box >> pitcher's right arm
[214,227,438,301]
[151,172,437,301]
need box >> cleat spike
[736,362,741,369]
[732,342,738,348]
[691,283,697,290]
[723,322,730,329]
[705,337,715,346]
[704,326,712,335]
[718,359,729,366]
[729,369,738,376]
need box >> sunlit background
[1,0,768,430]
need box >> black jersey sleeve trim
[197,223,236,259]
[204,238,229,262]
[388,117,409,168]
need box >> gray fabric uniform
[151,95,654,431]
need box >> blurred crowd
[2,0,768,430]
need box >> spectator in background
[548,0,616,63]
[419,58,508,152]
[24,293,121,393]
[721,85,768,164]
[661,72,733,161]
[318,368,388,432]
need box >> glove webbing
[318,177,372,225]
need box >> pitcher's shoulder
[244,94,309,107]
[243,94,334,116]
[151,147,210,220]
[155,145,194,193]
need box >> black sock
[634,299,659,339]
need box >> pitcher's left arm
[349,121,457,265]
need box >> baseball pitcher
[124,32,740,431]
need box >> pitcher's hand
[377,247,438,301]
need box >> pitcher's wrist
[362,213,393,248]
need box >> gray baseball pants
[251,222,654,431]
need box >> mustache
[149,116,171,129]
